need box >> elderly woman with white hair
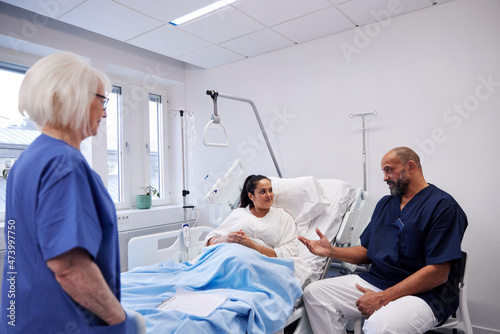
[0,52,127,333]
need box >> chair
[353,251,472,334]
[431,251,473,334]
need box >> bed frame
[127,185,366,334]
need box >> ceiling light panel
[272,6,354,44]
[337,0,433,26]
[59,0,163,41]
[169,0,241,26]
[179,6,264,44]
[235,0,333,27]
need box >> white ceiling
[2,0,456,69]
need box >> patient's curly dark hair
[240,175,270,208]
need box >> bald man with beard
[299,147,468,334]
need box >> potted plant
[136,185,160,209]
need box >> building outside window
[106,85,123,203]
[0,63,39,212]
[149,93,163,199]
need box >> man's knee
[302,281,317,305]
[362,299,436,334]
[363,313,390,333]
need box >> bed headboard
[204,159,246,226]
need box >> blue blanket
[121,243,303,334]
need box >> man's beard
[388,171,410,196]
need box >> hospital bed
[122,175,366,334]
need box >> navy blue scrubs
[359,184,467,323]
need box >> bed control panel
[182,223,191,248]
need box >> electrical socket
[117,214,130,223]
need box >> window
[106,85,123,203]
[0,62,39,212]
[149,93,164,199]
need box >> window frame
[106,78,131,210]
[0,61,32,216]
[143,88,170,207]
[0,53,175,217]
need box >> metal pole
[180,110,188,225]
[349,112,378,191]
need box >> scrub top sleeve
[425,203,466,265]
[359,221,372,249]
[37,166,102,262]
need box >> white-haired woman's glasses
[95,93,109,110]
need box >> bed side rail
[322,188,367,277]
[128,226,214,270]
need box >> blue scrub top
[359,184,467,323]
[1,134,125,333]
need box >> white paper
[157,288,227,317]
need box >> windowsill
[116,204,190,232]
[0,204,195,249]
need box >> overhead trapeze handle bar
[206,90,283,178]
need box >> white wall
[0,2,189,208]
[184,0,500,332]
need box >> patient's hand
[227,230,249,245]
[228,230,277,257]
[298,228,332,258]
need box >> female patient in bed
[204,174,300,258]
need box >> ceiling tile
[221,29,294,57]
[273,6,355,44]
[59,0,164,41]
[0,0,85,19]
[328,0,349,4]
[1,0,454,69]
[337,0,433,26]
[178,45,246,68]
[178,6,264,44]
[236,0,333,26]
[114,0,216,23]
[128,25,211,59]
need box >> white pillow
[270,176,329,229]
[297,179,357,285]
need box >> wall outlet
[117,214,130,223]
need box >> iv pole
[206,90,283,178]
[349,111,378,192]
[179,110,194,226]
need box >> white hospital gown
[204,206,298,257]
[204,206,312,285]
